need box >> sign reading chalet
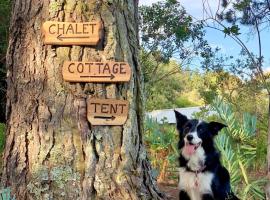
[42,21,102,45]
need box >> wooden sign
[62,61,131,83]
[42,21,102,45]
[87,98,129,125]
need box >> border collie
[174,110,239,200]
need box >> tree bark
[2,0,165,199]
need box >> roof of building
[146,106,212,124]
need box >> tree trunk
[1,0,165,199]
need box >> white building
[146,107,214,124]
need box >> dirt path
[158,183,178,200]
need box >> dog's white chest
[179,168,214,200]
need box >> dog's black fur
[174,110,239,200]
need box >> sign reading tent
[42,21,102,45]
[87,99,129,125]
[63,61,131,83]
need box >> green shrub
[211,97,266,200]
[175,96,198,108]
[144,117,179,182]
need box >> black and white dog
[174,110,239,200]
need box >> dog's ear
[209,122,227,135]
[174,110,188,134]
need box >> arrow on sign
[57,34,90,41]
[94,116,116,120]
[80,74,115,80]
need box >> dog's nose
[186,135,193,141]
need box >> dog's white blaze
[187,146,205,171]
[184,121,203,146]
[182,146,205,171]
[184,130,202,145]
[179,167,214,200]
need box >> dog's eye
[198,128,204,133]
[184,127,190,133]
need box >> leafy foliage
[219,0,270,26]
[139,0,205,62]
[139,0,214,103]
[223,25,241,36]
[144,117,178,182]
[212,97,257,143]
[142,57,208,111]
[143,59,183,110]
[212,97,266,199]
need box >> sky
[139,0,270,70]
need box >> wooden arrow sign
[62,61,131,83]
[87,98,129,125]
[42,21,102,45]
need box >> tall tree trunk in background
[1,1,165,199]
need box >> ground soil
[158,183,179,200]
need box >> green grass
[0,123,5,153]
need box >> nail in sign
[87,99,129,125]
[42,21,102,45]
[62,61,131,83]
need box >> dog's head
[174,110,226,158]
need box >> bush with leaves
[144,117,178,183]
[211,97,266,199]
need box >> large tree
[1,0,165,199]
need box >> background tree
[143,58,204,111]
[139,0,212,104]
[1,1,165,199]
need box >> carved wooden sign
[87,98,129,125]
[62,61,131,83]
[42,21,102,45]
